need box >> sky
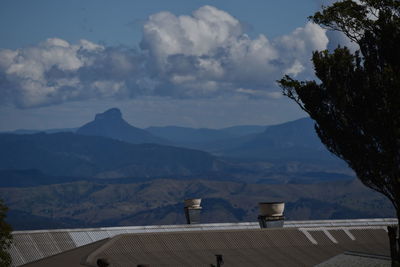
[0,0,345,130]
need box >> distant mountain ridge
[146,126,233,146]
[4,108,345,168]
[146,125,266,144]
[221,118,339,163]
[147,117,343,166]
[10,128,77,134]
[77,108,168,145]
[146,125,266,147]
[0,132,222,178]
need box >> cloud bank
[0,5,329,108]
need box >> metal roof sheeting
[9,218,398,266]
[315,251,391,266]
[84,227,392,267]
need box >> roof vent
[258,202,285,228]
[184,198,202,224]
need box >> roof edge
[12,217,398,235]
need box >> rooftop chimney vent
[184,198,202,224]
[258,202,285,228]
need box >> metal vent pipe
[184,198,202,224]
[258,202,285,228]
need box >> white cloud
[0,38,143,108]
[0,5,330,108]
[141,6,329,97]
[141,6,242,59]
[275,22,329,78]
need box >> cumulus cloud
[141,6,328,97]
[0,38,146,108]
[0,5,330,108]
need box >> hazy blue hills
[146,125,266,146]
[2,108,349,178]
[5,109,337,167]
[146,126,234,146]
[0,132,222,178]
[219,118,343,164]
[77,108,168,145]
[10,128,77,134]
[147,117,342,166]
[219,125,267,136]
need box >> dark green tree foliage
[0,199,12,267]
[279,0,400,220]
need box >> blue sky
[0,0,337,130]
[0,0,318,49]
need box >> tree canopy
[279,1,400,261]
[0,199,12,267]
[279,0,400,215]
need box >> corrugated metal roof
[8,244,25,266]
[86,231,110,242]
[69,231,94,247]
[12,235,43,264]
[315,251,391,266]
[49,232,75,251]
[29,232,61,257]
[84,227,392,267]
[22,239,109,267]
[9,218,398,267]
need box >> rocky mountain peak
[77,108,168,145]
[94,108,123,122]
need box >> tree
[278,0,400,263]
[0,199,12,267]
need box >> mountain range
[0,108,354,183]
[0,108,372,230]
[0,132,221,178]
[0,108,350,181]
[221,118,341,163]
[6,108,344,166]
[146,125,265,147]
